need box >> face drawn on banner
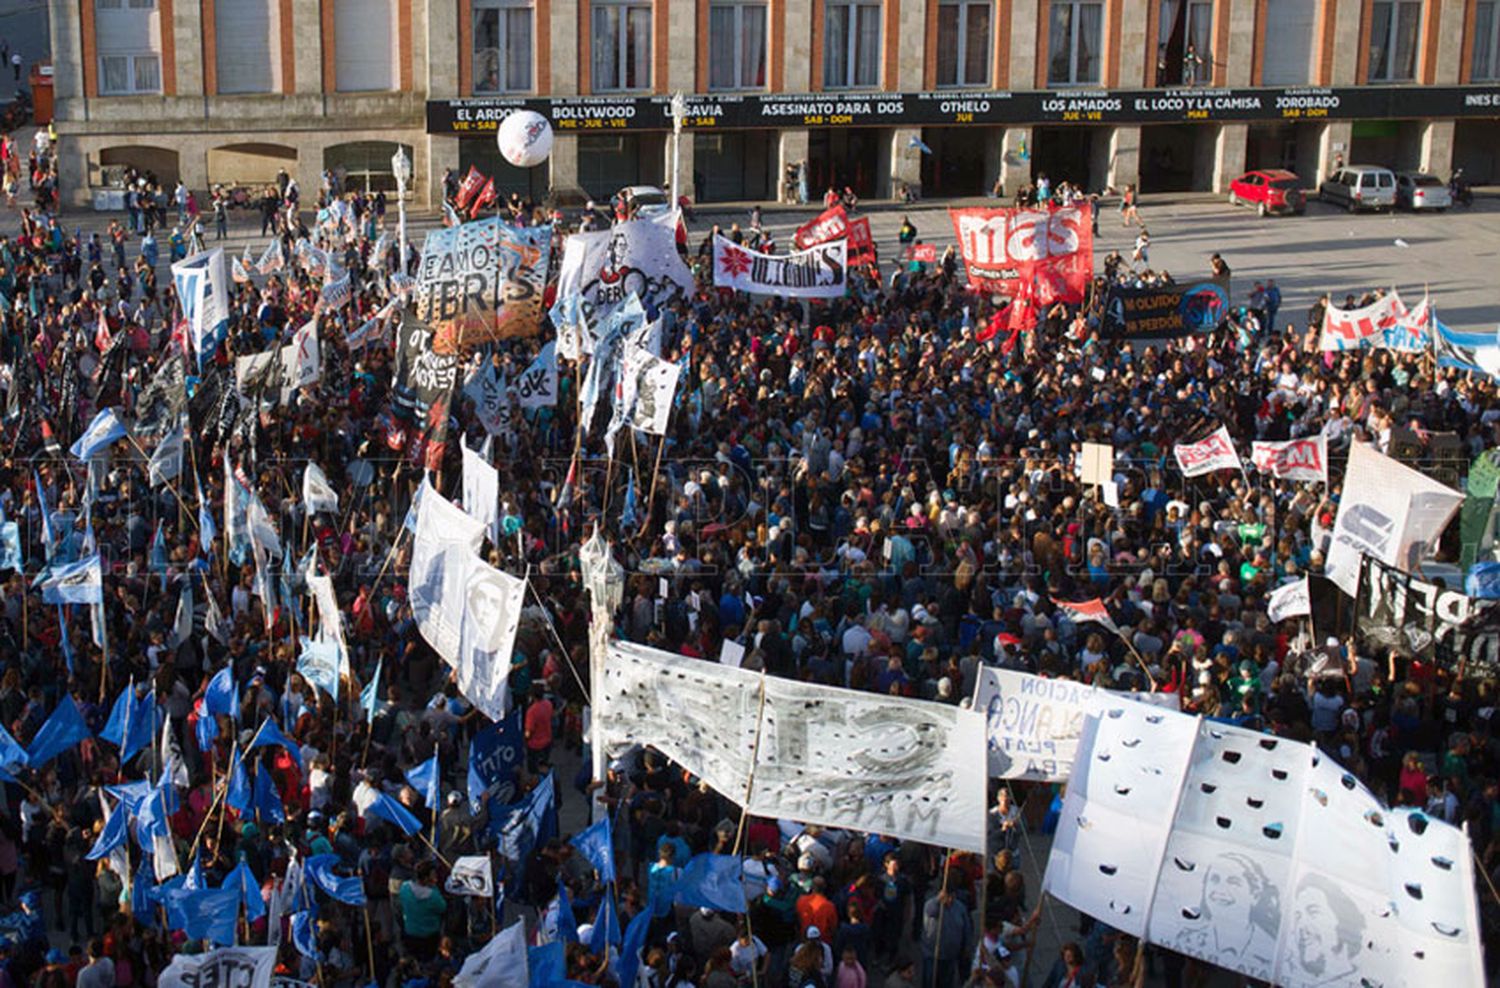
[974,669,1179,781]
[630,350,680,435]
[455,560,525,721]
[1043,700,1200,937]
[554,212,693,325]
[1146,722,1309,983]
[415,218,552,353]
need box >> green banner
[1461,449,1500,570]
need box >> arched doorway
[99,145,180,188]
[208,143,297,188]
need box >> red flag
[468,178,497,219]
[976,310,1004,344]
[94,308,113,353]
[846,217,878,270]
[1051,597,1121,636]
[794,205,848,249]
[454,165,486,210]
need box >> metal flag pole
[392,148,411,280]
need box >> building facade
[47,0,1500,207]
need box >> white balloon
[496,110,554,169]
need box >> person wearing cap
[796,876,838,942]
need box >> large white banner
[1325,442,1463,596]
[1319,291,1405,351]
[454,557,524,721]
[973,669,1179,781]
[160,945,276,988]
[1251,436,1327,484]
[600,641,985,850]
[554,212,693,324]
[461,443,499,536]
[463,360,513,437]
[1173,425,1243,478]
[171,248,231,365]
[712,235,849,299]
[1044,700,1483,988]
[410,479,488,663]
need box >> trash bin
[29,63,52,126]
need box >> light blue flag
[0,723,28,776]
[100,684,156,765]
[554,879,579,944]
[360,658,382,727]
[366,792,423,837]
[0,519,20,573]
[305,853,367,906]
[528,942,565,988]
[405,754,440,811]
[253,764,285,824]
[165,886,239,945]
[39,553,103,605]
[104,780,152,812]
[33,469,54,562]
[85,800,130,861]
[25,695,91,766]
[468,710,523,813]
[495,771,556,863]
[616,904,654,988]
[131,859,158,925]
[570,817,616,884]
[225,749,252,815]
[246,718,303,770]
[290,910,321,961]
[588,891,622,955]
[296,637,342,701]
[204,666,240,721]
[69,408,128,460]
[673,854,748,913]
[196,479,217,557]
[223,859,266,923]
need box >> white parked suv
[1318,165,1397,212]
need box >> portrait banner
[553,212,694,324]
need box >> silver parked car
[1395,172,1452,211]
[1318,165,1397,212]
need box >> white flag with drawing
[445,855,495,898]
[1267,577,1311,623]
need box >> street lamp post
[669,91,687,209]
[391,148,412,275]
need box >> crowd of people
[0,153,1493,988]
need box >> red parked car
[1228,169,1307,216]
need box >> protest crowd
[0,139,1495,988]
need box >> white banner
[461,443,499,536]
[554,212,694,324]
[281,319,321,397]
[159,945,277,988]
[1325,442,1463,596]
[627,345,680,435]
[1267,576,1311,623]
[973,669,1178,781]
[600,641,986,850]
[454,919,528,988]
[1044,700,1483,988]
[1250,436,1327,484]
[463,360,513,437]
[410,479,488,663]
[1319,291,1405,351]
[712,235,849,299]
[171,248,230,364]
[302,462,339,516]
[454,556,524,721]
[514,341,558,410]
[1173,425,1243,478]
[445,855,495,898]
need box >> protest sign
[600,640,985,850]
[554,212,693,324]
[1318,291,1406,351]
[1250,436,1327,484]
[1100,282,1229,339]
[1355,556,1499,676]
[159,945,277,988]
[415,217,552,353]
[949,204,1093,302]
[392,312,461,470]
[712,236,848,299]
[793,205,848,249]
[1173,425,1243,477]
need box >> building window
[709,1,768,90]
[824,0,881,88]
[591,0,652,91]
[1047,0,1102,85]
[334,0,397,92]
[475,0,534,92]
[1154,0,1212,85]
[1473,1,1499,79]
[936,0,991,87]
[95,0,162,94]
[215,0,279,94]
[1367,0,1421,81]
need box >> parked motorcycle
[1450,168,1474,207]
[0,90,31,132]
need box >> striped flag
[1050,596,1120,636]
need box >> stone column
[48,0,84,105]
[172,0,205,96]
[551,0,579,93]
[890,127,922,199]
[1223,0,1257,86]
[782,0,813,91]
[998,126,1031,197]
[1328,0,1362,84]
[895,0,924,90]
[292,0,323,95]
[1212,123,1248,192]
[1008,0,1039,90]
[1116,0,1149,88]
[665,130,697,201]
[1418,119,1455,176]
[1315,120,1352,185]
[778,129,810,203]
[1105,126,1140,192]
[550,132,581,197]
